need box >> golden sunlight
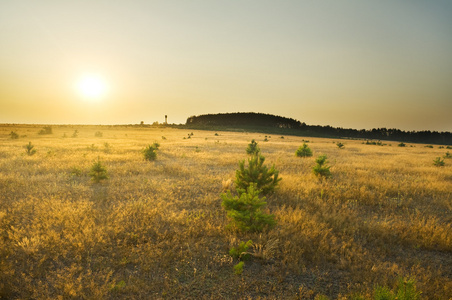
[76,74,108,100]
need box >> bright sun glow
[77,74,108,100]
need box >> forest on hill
[186,112,452,145]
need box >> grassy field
[0,124,451,299]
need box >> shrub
[336,142,344,149]
[95,131,103,137]
[444,151,451,159]
[70,166,83,177]
[373,277,420,300]
[103,143,111,153]
[295,143,313,157]
[25,142,36,156]
[246,139,260,155]
[425,145,433,148]
[72,130,78,138]
[398,142,406,147]
[143,144,159,161]
[312,155,331,178]
[433,157,445,167]
[229,240,253,261]
[89,158,108,183]
[221,184,276,232]
[10,131,19,139]
[233,261,244,275]
[38,126,52,135]
[235,154,281,195]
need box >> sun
[76,74,108,100]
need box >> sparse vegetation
[295,143,313,157]
[95,131,103,137]
[336,142,344,149]
[0,125,450,299]
[38,126,52,135]
[374,277,421,300]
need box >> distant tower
[165,115,168,124]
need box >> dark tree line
[186,112,452,145]
[187,112,302,129]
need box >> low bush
[143,143,160,161]
[38,126,52,135]
[295,143,313,157]
[374,277,420,300]
[10,131,19,139]
[433,157,445,167]
[229,240,253,261]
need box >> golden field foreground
[0,124,451,299]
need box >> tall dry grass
[0,124,451,299]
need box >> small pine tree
[295,143,313,157]
[312,155,331,178]
[25,142,37,156]
[336,142,344,149]
[229,240,253,260]
[235,154,281,195]
[433,157,445,167]
[221,184,276,232]
[444,151,451,159]
[72,130,79,138]
[10,131,19,139]
[246,139,260,155]
[233,261,244,275]
[38,126,52,135]
[89,158,109,183]
[143,144,159,161]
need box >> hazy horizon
[1,1,451,132]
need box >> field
[0,124,451,299]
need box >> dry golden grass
[0,124,451,299]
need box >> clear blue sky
[1,0,451,131]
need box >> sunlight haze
[1,0,451,131]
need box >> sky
[1,0,451,131]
